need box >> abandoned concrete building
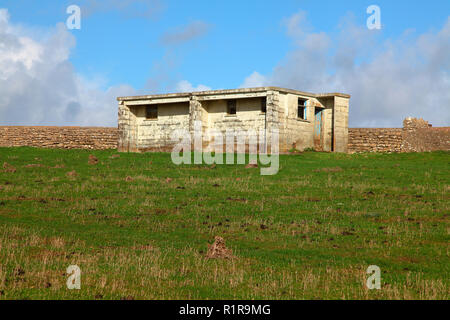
[117,87,350,153]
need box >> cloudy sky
[0,0,449,127]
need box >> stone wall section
[402,118,450,152]
[0,126,118,150]
[348,128,403,153]
[348,118,449,153]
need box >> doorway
[314,107,324,151]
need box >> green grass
[0,147,448,300]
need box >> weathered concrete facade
[117,87,350,153]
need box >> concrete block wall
[191,98,266,152]
[317,97,334,152]
[204,98,266,137]
[283,93,315,152]
[118,100,138,152]
[134,102,190,151]
[333,96,350,153]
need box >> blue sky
[0,0,449,126]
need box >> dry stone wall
[348,128,403,153]
[402,118,450,152]
[0,126,118,150]
[348,118,450,153]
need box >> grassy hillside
[0,147,448,299]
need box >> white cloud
[0,9,136,126]
[0,8,8,26]
[160,21,211,46]
[241,11,450,128]
[240,71,268,88]
[282,10,310,40]
[175,80,211,92]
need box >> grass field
[0,147,448,300]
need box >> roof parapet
[117,87,350,101]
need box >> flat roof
[117,86,350,101]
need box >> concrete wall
[199,98,266,151]
[333,96,350,153]
[283,93,315,151]
[318,97,335,152]
[133,102,190,151]
[118,100,138,152]
[283,94,335,152]
[203,98,266,136]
